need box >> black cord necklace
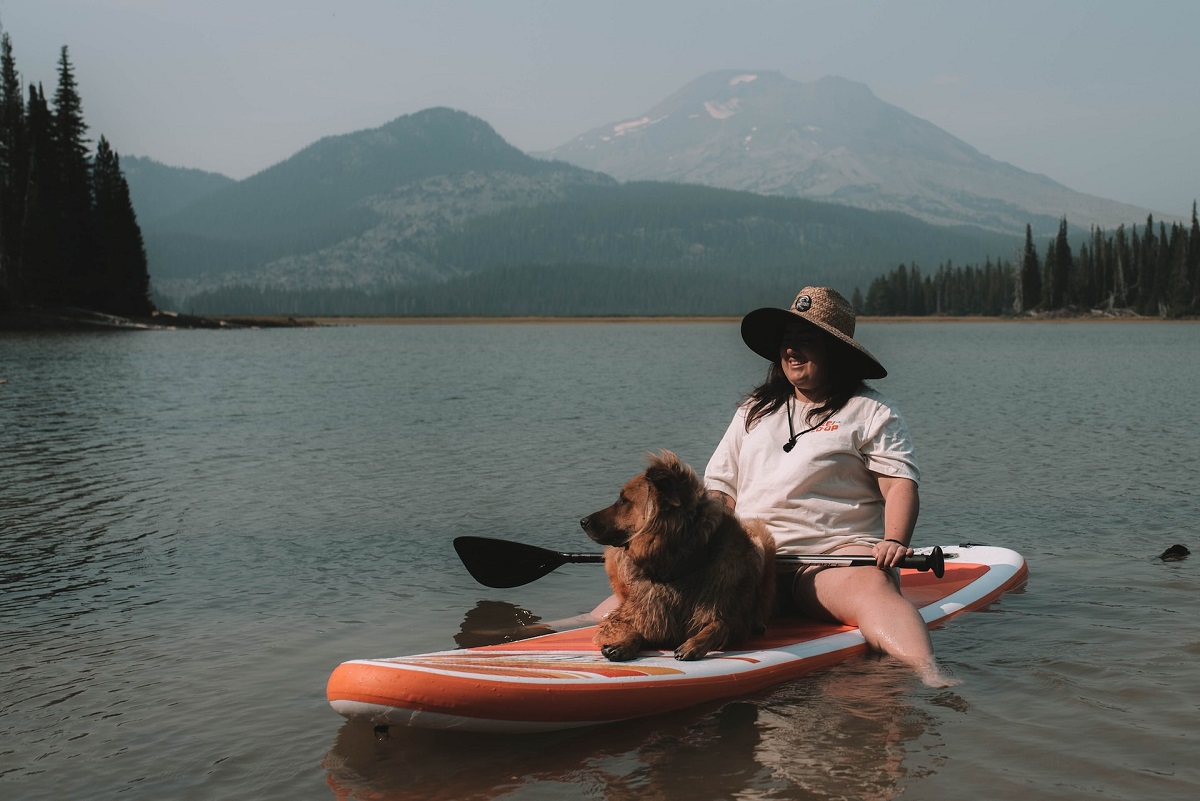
[783,395,836,452]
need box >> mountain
[143,107,1031,314]
[121,156,235,223]
[147,106,1020,310]
[539,71,1156,236]
[143,108,617,303]
[175,174,1022,316]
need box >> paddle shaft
[546,550,944,573]
[453,536,945,588]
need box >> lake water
[2,319,1198,800]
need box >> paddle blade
[453,536,569,588]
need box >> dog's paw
[673,643,711,661]
[600,642,639,662]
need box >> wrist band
[885,538,908,546]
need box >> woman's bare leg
[588,593,619,619]
[794,557,961,688]
[531,594,618,632]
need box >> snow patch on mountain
[608,115,668,138]
[704,99,740,119]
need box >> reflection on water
[452,600,553,648]
[322,657,937,800]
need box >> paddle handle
[776,546,945,578]
[903,548,944,576]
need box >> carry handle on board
[453,536,945,589]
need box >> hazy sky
[1,0,1197,215]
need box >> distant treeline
[179,263,801,317]
[184,210,1200,319]
[0,35,152,318]
[862,211,1200,317]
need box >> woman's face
[779,322,828,399]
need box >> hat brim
[740,307,887,379]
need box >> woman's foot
[916,659,963,688]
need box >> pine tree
[865,273,892,315]
[1020,224,1041,311]
[908,263,925,315]
[20,83,58,306]
[92,136,152,316]
[1076,242,1093,309]
[1091,226,1111,309]
[1113,225,1130,309]
[50,46,96,307]
[893,263,909,314]
[1161,222,1181,315]
[0,31,24,306]
[1051,217,1072,308]
[1188,202,1200,313]
[1041,237,1057,309]
[1135,216,1157,314]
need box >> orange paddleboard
[327,545,1026,733]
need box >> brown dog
[579,450,776,661]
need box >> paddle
[453,536,945,588]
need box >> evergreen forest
[0,34,152,320]
[861,211,1200,318]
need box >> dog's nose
[579,516,589,531]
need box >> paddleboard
[327,544,1026,733]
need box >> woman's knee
[801,565,902,622]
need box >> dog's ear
[644,450,696,510]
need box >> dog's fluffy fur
[580,450,776,661]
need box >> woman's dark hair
[742,332,867,431]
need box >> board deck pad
[327,545,1027,732]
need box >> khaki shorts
[774,548,901,618]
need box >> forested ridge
[0,33,152,320]
[178,181,1022,317]
[862,211,1200,318]
[184,206,1200,319]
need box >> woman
[704,286,958,687]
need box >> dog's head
[580,450,705,549]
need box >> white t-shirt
[703,388,919,554]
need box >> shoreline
[4,308,1194,332]
[277,313,1195,326]
[0,307,313,331]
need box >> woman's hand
[874,537,912,568]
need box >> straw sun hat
[740,286,887,379]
